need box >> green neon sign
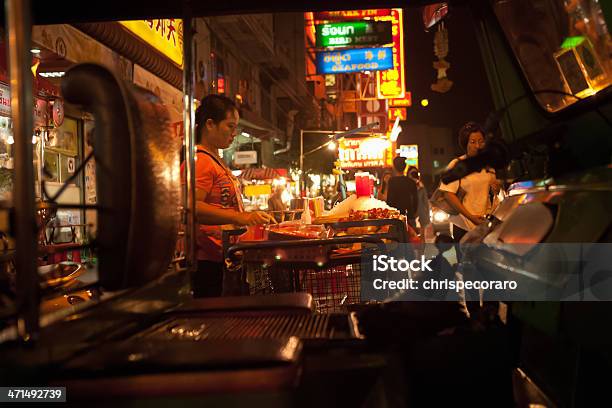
[561,36,585,49]
[315,21,392,48]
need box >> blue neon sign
[316,47,394,74]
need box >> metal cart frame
[223,218,411,313]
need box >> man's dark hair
[392,156,407,173]
[195,94,238,141]
[458,121,485,152]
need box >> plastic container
[355,172,371,197]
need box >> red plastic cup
[355,173,369,197]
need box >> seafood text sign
[316,47,394,74]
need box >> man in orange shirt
[181,95,275,297]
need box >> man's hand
[235,211,277,226]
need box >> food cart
[223,192,418,313]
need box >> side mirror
[422,2,450,32]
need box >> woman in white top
[439,122,500,242]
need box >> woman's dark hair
[458,121,485,152]
[407,165,419,179]
[195,94,238,141]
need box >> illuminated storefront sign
[119,19,183,66]
[376,9,405,99]
[314,9,392,21]
[0,84,10,117]
[315,21,392,47]
[316,47,394,74]
[338,137,393,169]
[387,107,406,131]
[389,92,412,107]
[398,144,418,167]
[388,107,407,121]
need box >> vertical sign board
[376,9,405,99]
[387,107,406,131]
[389,92,412,107]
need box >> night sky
[399,5,495,149]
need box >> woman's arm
[195,189,275,225]
[443,191,485,225]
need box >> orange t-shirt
[181,149,242,262]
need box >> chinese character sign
[314,9,392,22]
[389,92,412,107]
[120,19,184,67]
[387,107,407,131]
[316,47,394,74]
[376,9,405,99]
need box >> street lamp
[299,121,380,196]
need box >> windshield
[494,0,612,112]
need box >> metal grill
[244,263,361,313]
[139,314,341,341]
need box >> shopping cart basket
[225,235,385,313]
[224,218,411,313]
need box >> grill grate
[140,314,337,341]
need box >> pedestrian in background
[385,156,418,229]
[408,166,431,242]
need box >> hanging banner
[376,9,406,99]
[119,19,183,67]
[315,21,392,48]
[316,47,394,74]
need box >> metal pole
[6,0,38,341]
[182,13,197,283]
[299,129,303,197]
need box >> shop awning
[240,167,288,180]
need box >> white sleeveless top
[439,155,496,231]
